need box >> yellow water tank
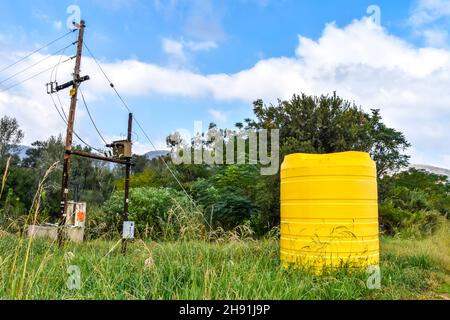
[280,152,379,271]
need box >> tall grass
[2,162,59,299]
[0,161,448,300]
[0,216,448,299]
[0,156,11,200]
[1,231,448,299]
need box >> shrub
[379,168,449,238]
[85,206,117,240]
[390,187,430,212]
[192,178,254,229]
[102,187,200,240]
[379,201,440,238]
[209,193,253,229]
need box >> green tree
[20,136,117,218]
[0,116,24,165]
[379,168,449,236]
[244,93,410,177]
[240,93,411,230]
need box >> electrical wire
[47,44,105,154]
[49,92,104,153]
[0,57,75,93]
[55,92,69,121]
[79,88,108,145]
[50,46,70,121]
[0,30,75,74]
[84,43,192,196]
[49,92,68,124]
[83,42,209,225]
[0,41,77,86]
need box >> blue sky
[0,0,418,72]
[1,0,450,168]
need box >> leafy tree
[131,154,150,174]
[0,116,24,165]
[243,93,410,177]
[22,135,64,175]
[190,165,267,230]
[116,168,163,190]
[19,135,65,216]
[367,110,410,177]
[211,193,253,229]
[191,177,253,229]
[379,168,449,236]
[394,168,449,196]
[236,93,411,230]
[380,168,449,215]
[18,136,117,219]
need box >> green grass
[0,225,449,300]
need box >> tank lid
[282,152,376,172]
[284,151,372,162]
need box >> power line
[50,44,71,122]
[49,92,104,153]
[49,92,69,125]
[0,30,75,74]
[79,88,108,145]
[84,42,202,210]
[0,41,77,86]
[49,47,69,122]
[0,57,75,93]
[46,41,104,155]
[52,46,68,84]
[55,92,69,121]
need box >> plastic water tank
[280,152,379,271]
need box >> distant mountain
[145,150,170,160]
[15,145,169,162]
[11,146,450,178]
[410,164,450,177]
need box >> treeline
[0,119,117,226]
[0,93,448,239]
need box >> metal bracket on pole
[46,75,90,94]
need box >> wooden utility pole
[121,113,133,254]
[58,20,86,246]
[52,21,134,252]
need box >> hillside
[411,164,450,177]
[15,146,450,178]
[144,150,169,160]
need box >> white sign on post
[122,221,135,239]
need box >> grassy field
[0,223,448,300]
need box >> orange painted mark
[76,211,85,222]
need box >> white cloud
[161,37,218,66]
[32,10,63,32]
[162,38,186,63]
[2,18,450,168]
[53,21,63,31]
[162,38,217,56]
[409,0,450,27]
[208,108,228,123]
[185,40,217,52]
[421,28,449,47]
[85,18,450,168]
[409,0,450,48]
